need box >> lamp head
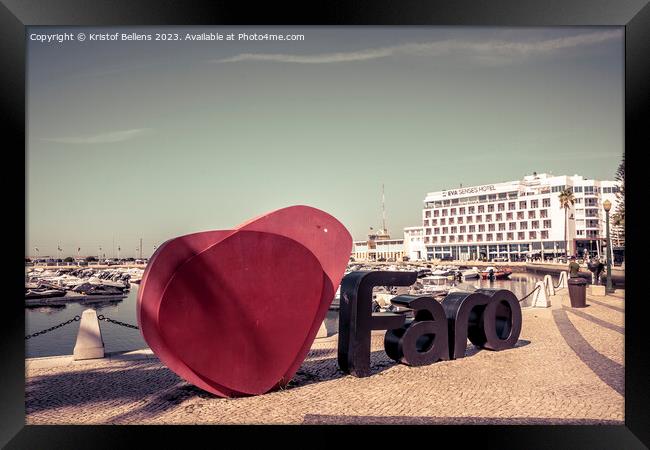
[603,199,612,212]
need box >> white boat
[418,276,453,295]
[458,266,480,279]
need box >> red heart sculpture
[137,206,352,397]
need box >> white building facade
[418,173,620,262]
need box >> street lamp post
[603,199,613,293]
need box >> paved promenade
[25,289,624,425]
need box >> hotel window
[509,222,517,230]
[576,230,585,236]
[469,225,476,232]
[488,204,494,212]
[586,220,599,228]
[442,209,448,216]
[434,228,440,235]
[574,186,583,193]
[459,207,466,215]
[479,224,485,232]
[551,185,565,193]
[450,208,456,215]
[431,219,438,226]
[498,223,506,231]
[519,201,527,209]
[467,216,473,223]
[449,236,455,243]
[496,233,503,241]
[458,235,464,242]
[425,210,431,218]
[441,236,446,243]
[478,205,485,213]
[543,220,551,228]
[519,222,528,230]
[467,235,473,242]
[486,234,493,241]
[477,235,483,242]
[530,200,538,208]
[540,210,548,218]
[476,215,482,223]
[458,217,464,224]
[442,227,448,234]
[517,211,524,220]
[423,220,429,226]
[451,226,457,234]
[485,214,492,222]
[518,232,525,240]
[488,223,495,231]
[499,192,507,200]
[488,194,497,201]
[450,217,456,224]
[541,230,549,239]
[531,220,539,229]
[528,211,536,219]
[468,206,475,214]
[498,203,505,211]
[433,210,439,217]
[460,225,466,233]
[584,186,595,194]
[542,198,551,207]
[508,202,516,210]
[506,212,513,220]
[507,232,514,240]
[496,213,503,221]
[431,237,437,243]
[529,231,537,239]
[440,218,446,225]
[426,228,431,235]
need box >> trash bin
[568,277,587,308]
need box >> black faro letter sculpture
[337,271,522,377]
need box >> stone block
[73,309,105,360]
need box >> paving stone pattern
[25,291,625,424]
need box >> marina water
[25,272,555,358]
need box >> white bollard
[543,274,555,297]
[557,271,568,289]
[73,309,105,360]
[532,281,550,308]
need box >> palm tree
[612,154,625,245]
[558,187,576,257]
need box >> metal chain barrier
[25,315,80,340]
[518,284,540,303]
[97,315,139,330]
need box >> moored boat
[479,266,512,280]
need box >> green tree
[85,256,97,262]
[63,256,74,263]
[558,187,576,256]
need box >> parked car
[492,257,508,262]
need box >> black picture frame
[3,0,648,447]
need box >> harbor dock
[25,289,624,425]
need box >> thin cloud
[41,128,153,144]
[215,30,621,64]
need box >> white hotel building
[403,173,621,262]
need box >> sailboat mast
[381,183,387,233]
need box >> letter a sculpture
[137,205,352,397]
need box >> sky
[26,26,624,258]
